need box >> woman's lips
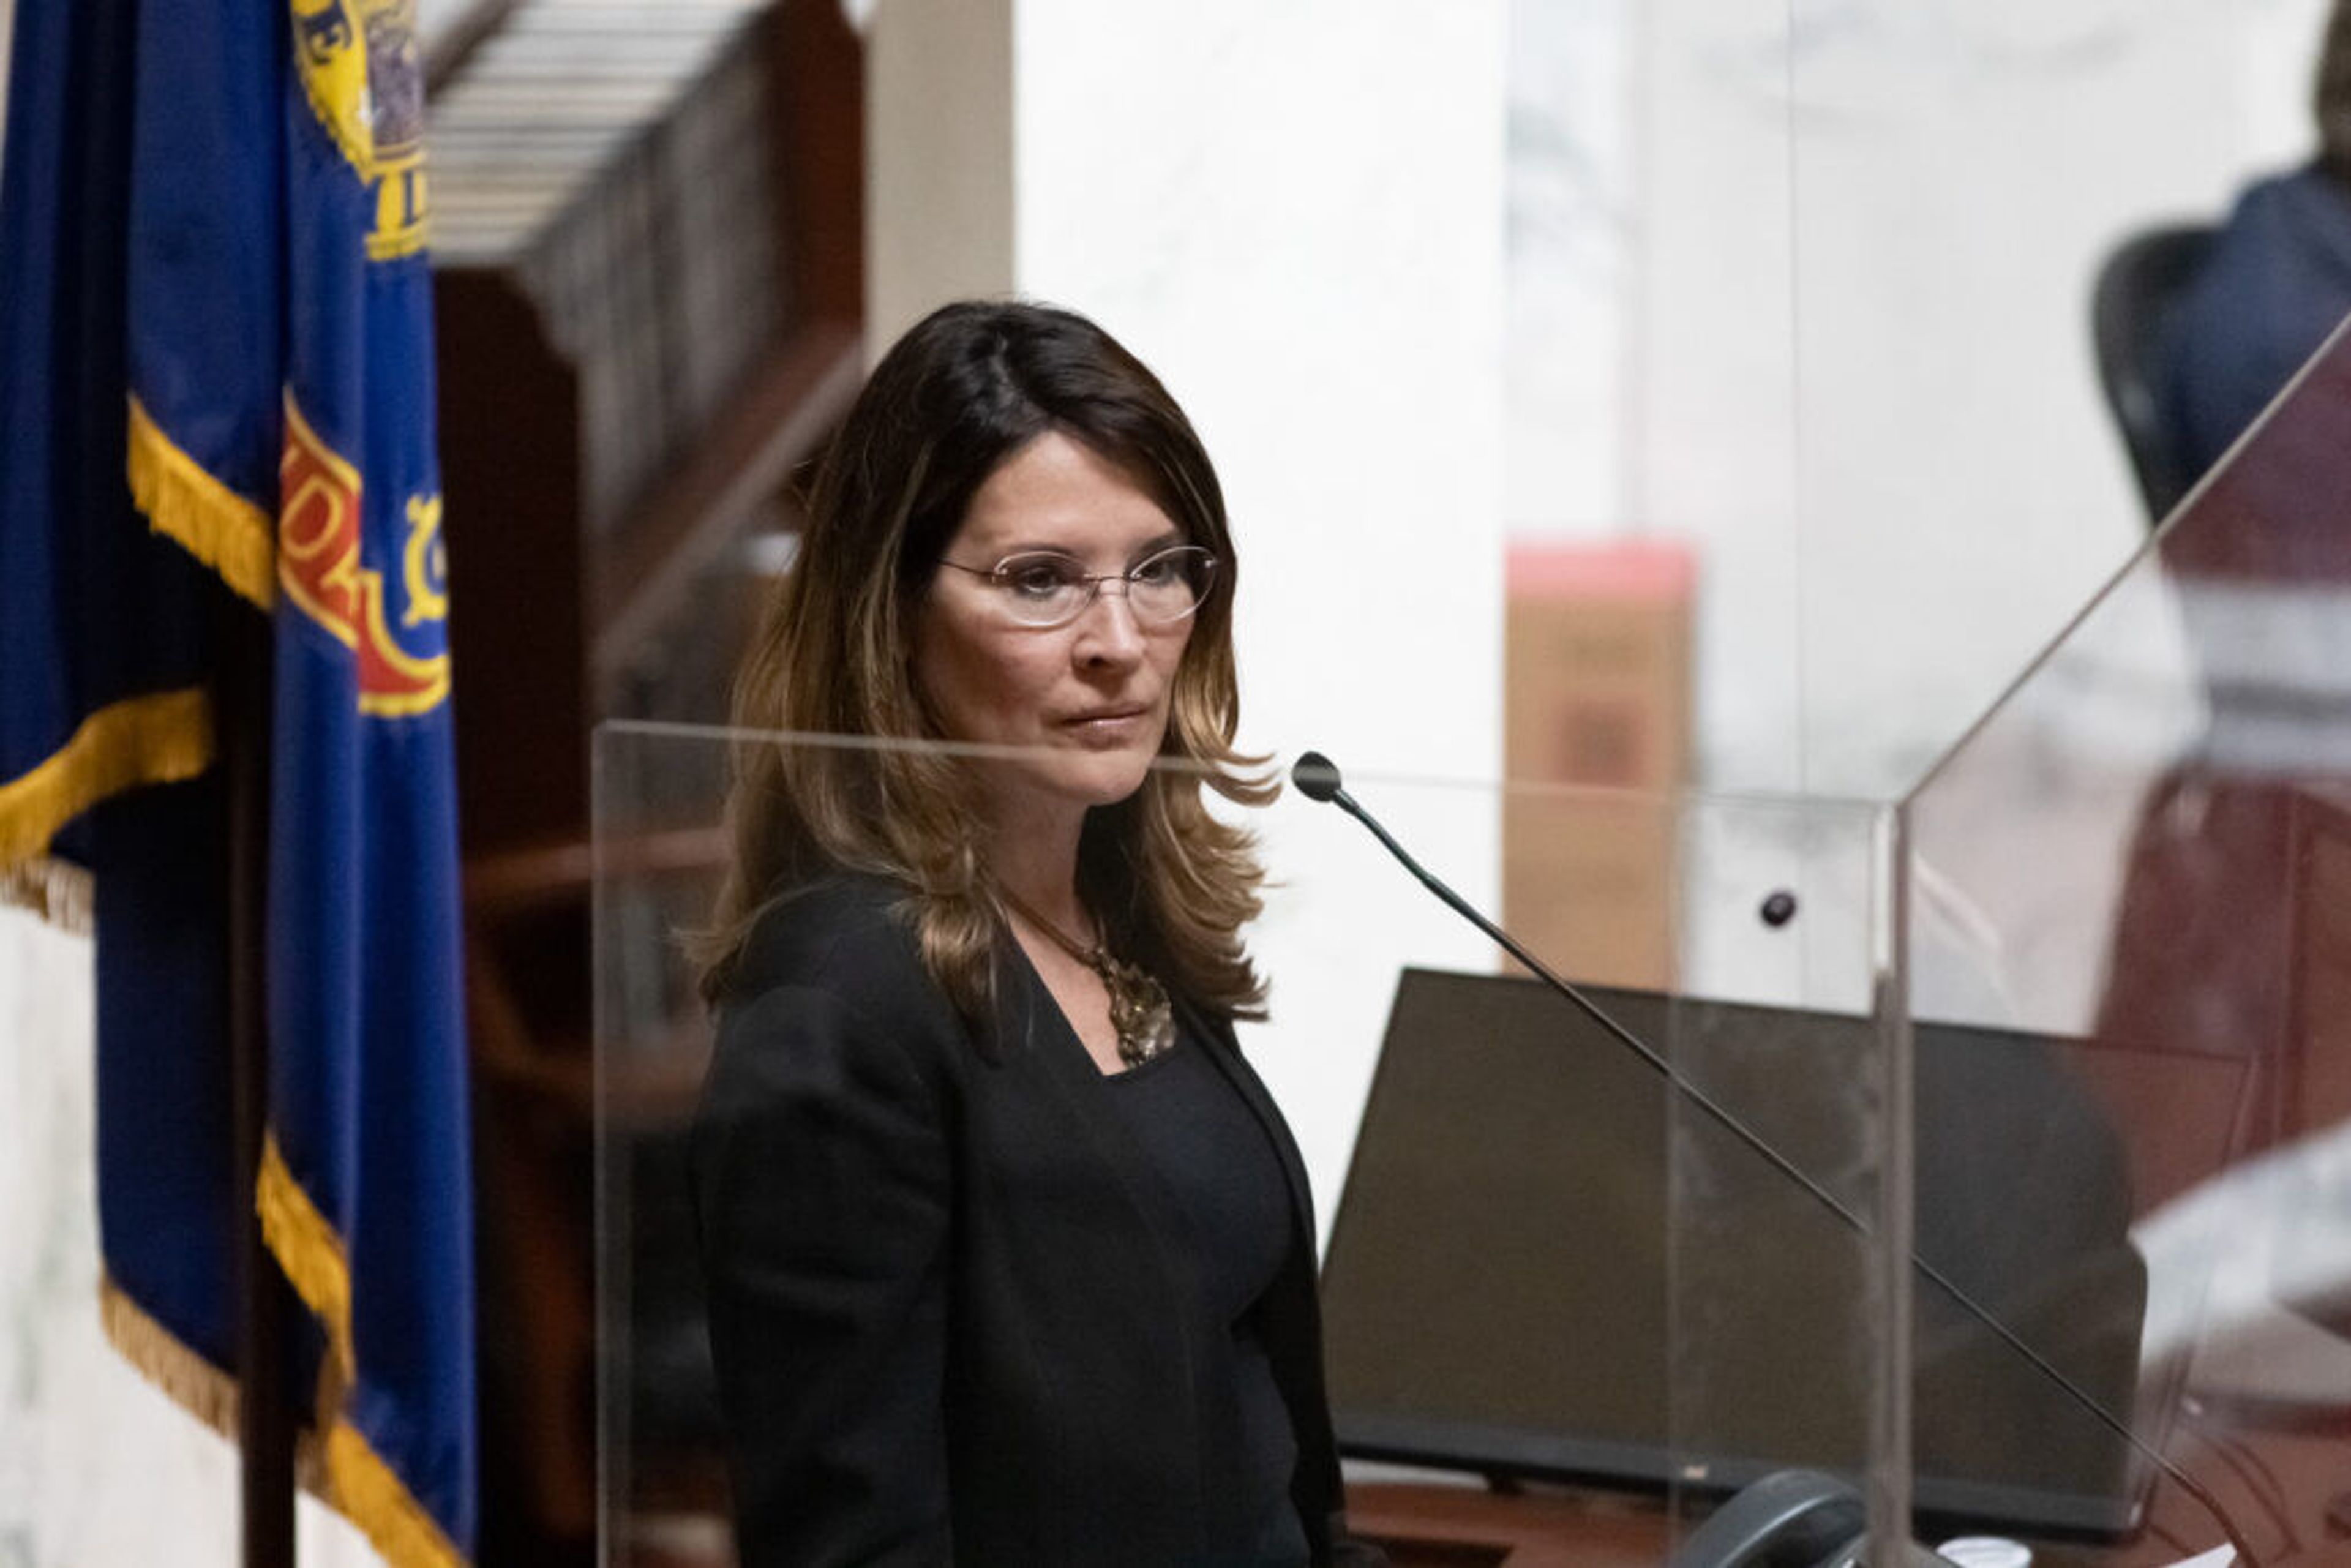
[1060,705,1150,741]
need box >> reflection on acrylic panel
[1907,317,2351,1562]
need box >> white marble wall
[0,907,238,1567]
[0,910,372,1567]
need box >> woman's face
[912,430,1199,831]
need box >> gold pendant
[1095,951,1176,1067]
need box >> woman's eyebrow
[981,528,1188,563]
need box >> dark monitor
[1318,969,2156,1537]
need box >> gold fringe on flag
[257,1135,353,1380]
[323,1422,467,1568]
[260,1134,467,1568]
[99,1272,240,1442]
[0,687,213,869]
[0,854,94,933]
[126,394,276,610]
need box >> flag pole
[221,590,296,1568]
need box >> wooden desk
[1352,1419,2351,1567]
[1346,1482,1672,1567]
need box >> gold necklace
[997,886,1177,1068]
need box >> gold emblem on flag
[289,0,430,261]
[401,495,448,629]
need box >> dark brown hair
[694,299,1273,1024]
[2320,0,2351,184]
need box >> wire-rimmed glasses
[936,544,1217,629]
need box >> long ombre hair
[2322,0,2351,186]
[694,299,1274,1029]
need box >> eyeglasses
[936,544,1217,629]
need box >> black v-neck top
[1097,1033,1310,1566]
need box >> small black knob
[1760,890,1798,928]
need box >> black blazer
[690,874,1373,1567]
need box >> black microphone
[1291,750,1346,804]
[1290,749,2259,1568]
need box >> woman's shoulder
[705,872,970,1100]
[723,871,929,1007]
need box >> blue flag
[0,0,475,1561]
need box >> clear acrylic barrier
[1902,320,2351,1567]
[590,724,735,1568]
[1769,0,2333,802]
[594,726,1906,1565]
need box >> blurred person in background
[2158,0,2351,478]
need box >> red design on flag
[277,394,449,715]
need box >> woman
[691,299,1379,1566]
